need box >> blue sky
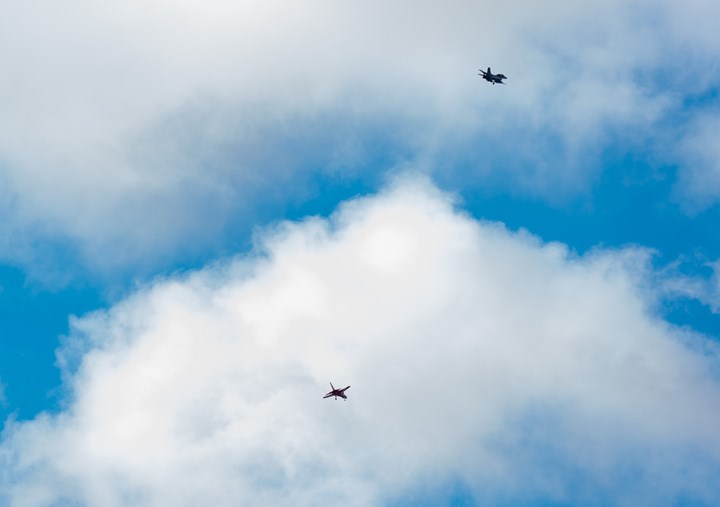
[1,0,720,505]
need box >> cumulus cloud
[1,178,719,506]
[1,0,719,276]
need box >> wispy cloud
[673,112,720,213]
[2,178,718,506]
[660,258,720,314]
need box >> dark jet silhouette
[323,382,350,400]
[478,67,507,85]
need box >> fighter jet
[478,67,507,85]
[323,382,350,400]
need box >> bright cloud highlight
[2,178,719,506]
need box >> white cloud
[660,258,720,314]
[673,113,720,212]
[1,0,719,275]
[2,178,719,506]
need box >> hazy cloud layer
[2,179,719,506]
[1,0,719,275]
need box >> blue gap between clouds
[0,264,100,421]
[460,153,720,338]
